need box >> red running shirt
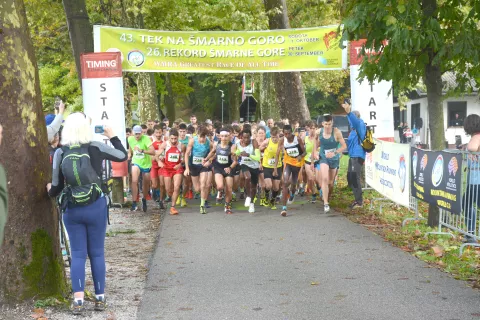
[164,143,182,169]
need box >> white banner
[350,65,395,140]
[365,138,410,207]
[80,52,126,148]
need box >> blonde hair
[61,113,93,146]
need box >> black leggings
[347,157,364,204]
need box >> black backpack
[58,144,103,210]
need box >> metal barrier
[401,196,425,227]
[425,151,480,255]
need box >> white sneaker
[324,204,330,213]
[248,203,255,213]
[244,197,251,207]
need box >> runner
[150,125,167,209]
[235,129,261,213]
[256,126,267,206]
[128,125,156,212]
[259,127,282,209]
[231,124,242,201]
[274,125,306,217]
[184,126,213,214]
[316,114,347,212]
[156,129,186,215]
[206,127,238,214]
[304,121,319,203]
[177,124,190,207]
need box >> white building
[393,73,479,148]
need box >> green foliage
[39,64,82,113]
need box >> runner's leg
[131,165,140,209]
[171,173,183,208]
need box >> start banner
[93,25,347,73]
[411,148,462,213]
[365,139,410,207]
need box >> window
[393,107,400,129]
[447,101,467,127]
[411,103,420,128]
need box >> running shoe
[260,197,267,207]
[159,200,165,210]
[72,300,85,315]
[253,197,257,204]
[324,204,330,213]
[281,206,287,217]
[200,206,207,214]
[248,203,255,213]
[186,190,194,199]
[145,193,152,201]
[210,187,216,197]
[287,192,295,205]
[165,196,171,203]
[310,194,317,204]
[181,198,187,207]
[176,196,181,206]
[216,197,223,205]
[130,203,138,212]
[270,199,277,210]
[350,201,362,209]
[205,200,211,209]
[142,198,147,212]
[240,192,245,200]
[244,196,252,207]
[232,192,237,202]
[225,204,233,214]
[299,187,305,197]
[94,296,107,311]
[194,192,200,199]
[170,207,179,215]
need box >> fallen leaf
[106,312,117,320]
[310,282,319,285]
[295,252,304,255]
[33,309,45,315]
[415,229,422,236]
[432,245,444,257]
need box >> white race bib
[242,157,252,162]
[286,147,299,157]
[192,156,204,165]
[325,148,336,155]
[168,153,180,163]
[217,155,228,164]
[268,158,276,166]
[134,151,145,159]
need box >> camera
[54,97,62,110]
[344,98,351,105]
[94,125,105,134]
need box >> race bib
[268,158,276,166]
[168,153,180,163]
[242,157,252,162]
[325,148,336,155]
[134,150,145,159]
[192,156,204,165]
[217,155,229,164]
[286,147,299,158]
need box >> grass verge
[330,155,480,289]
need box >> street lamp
[219,90,225,123]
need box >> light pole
[219,90,225,123]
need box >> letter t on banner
[349,40,394,141]
[80,52,128,177]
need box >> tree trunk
[137,73,159,123]
[260,73,280,120]
[229,81,240,122]
[124,76,133,127]
[165,74,176,121]
[62,0,94,86]
[0,0,67,302]
[111,178,124,204]
[423,0,443,228]
[263,0,310,122]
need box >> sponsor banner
[93,25,347,73]
[365,139,410,207]
[80,52,127,177]
[350,40,394,141]
[411,148,462,213]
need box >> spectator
[0,124,7,246]
[259,120,270,138]
[267,118,274,129]
[46,100,66,143]
[397,122,404,143]
[141,124,148,135]
[452,113,463,127]
[404,126,413,144]
[46,113,127,315]
[163,118,171,131]
[147,119,155,130]
[463,114,480,243]
[341,101,366,208]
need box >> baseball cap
[133,125,142,134]
[205,119,213,125]
[45,114,56,126]
[259,120,266,126]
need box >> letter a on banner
[80,52,128,177]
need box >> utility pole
[219,90,225,123]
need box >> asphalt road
[137,200,480,320]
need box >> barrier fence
[363,140,479,255]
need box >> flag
[241,74,246,102]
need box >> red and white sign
[350,40,394,141]
[81,52,127,177]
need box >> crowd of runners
[126,111,355,217]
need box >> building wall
[394,95,480,148]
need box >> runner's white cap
[133,125,142,134]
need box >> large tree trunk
[62,0,94,86]
[423,0,444,228]
[0,0,66,302]
[263,0,310,122]
[165,74,176,121]
[260,73,280,120]
[137,73,159,123]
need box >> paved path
[138,200,480,320]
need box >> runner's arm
[259,139,269,152]
[297,137,306,158]
[335,128,347,154]
[249,140,261,162]
[230,144,238,168]
[204,142,217,162]
[274,138,284,168]
[48,148,65,197]
[185,139,194,171]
